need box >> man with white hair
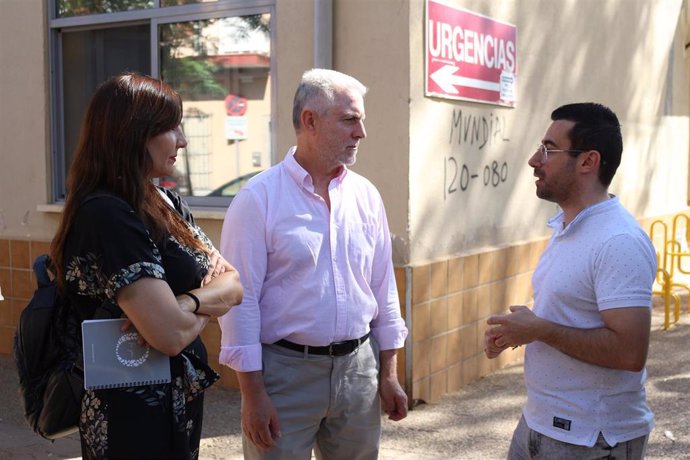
[219,69,408,459]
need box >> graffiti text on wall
[444,109,510,200]
[449,109,509,148]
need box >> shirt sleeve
[594,232,657,311]
[65,195,165,302]
[368,196,408,350]
[217,189,266,372]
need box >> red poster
[425,0,517,106]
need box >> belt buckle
[328,343,335,357]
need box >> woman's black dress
[62,190,219,459]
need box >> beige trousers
[242,339,381,460]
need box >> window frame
[48,0,277,209]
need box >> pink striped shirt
[218,147,408,372]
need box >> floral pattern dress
[62,189,219,459]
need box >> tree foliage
[58,2,270,101]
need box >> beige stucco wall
[0,0,59,241]
[0,0,688,262]
[273,1,314,159]
[333,0,411,262]
[407,0,689,265]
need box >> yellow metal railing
[649,214,690,329]
[652,268,680,330]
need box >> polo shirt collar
[548,195,619,237]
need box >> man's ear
[301,109,317,133]
[579,150,601,173]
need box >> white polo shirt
[523,196,656,447]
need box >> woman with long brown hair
[50,72,242,459]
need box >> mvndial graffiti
[443,109,510,199]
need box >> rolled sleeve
[218,342,263,372]
[371,319,408,350]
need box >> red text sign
[425,0,517,106]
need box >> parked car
[206,171,262,197]
[159,167,189,195]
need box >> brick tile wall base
[0,211,677,400]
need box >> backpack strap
[33,254,53,287]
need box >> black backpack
[13,254,83,440]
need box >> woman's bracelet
[183,291,201,314]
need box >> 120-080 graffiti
[444,156,508,199]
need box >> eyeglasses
[536,144,584,164]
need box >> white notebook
[82,318,171,390]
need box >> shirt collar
[283,146,349,191]
[547,194,618,236]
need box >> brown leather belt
[274,332,370,357]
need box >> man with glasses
[484,103,656,459]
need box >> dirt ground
[197,298,690,459]
[374,301,690,459]
[1,296,688,459]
